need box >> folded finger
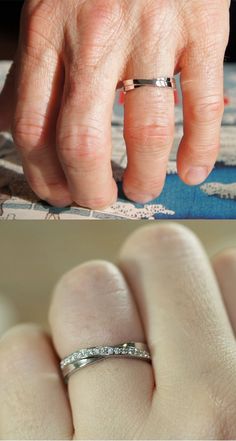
[56,2,125,209]
[119,224,235,395]
[177,8,229,185]
[0,324,73,440]
[49,261,153,440]
[12,3,72,207]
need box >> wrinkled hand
[0,224,236,439]
[0,0,230,208]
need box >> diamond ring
[60,342,151,382]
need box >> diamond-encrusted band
[61,342,151,382]
[122,78,176,94]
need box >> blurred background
[0,221,236,327]
[0,0,236,61]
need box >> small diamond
[107,347,114,355]
[114,348,120,355]
[93,348,100,355]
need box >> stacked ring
[60,342,152,383]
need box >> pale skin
[0,0,231,208]
[0,223,236,440]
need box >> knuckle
[125,124,173,153]
[190,97,224,123]
[13,117,46,152]
[27,176,64,200]
[74,0,124,64]
[57,261,117,293]
[58,126,106,169]
[122,223,201,256]
[0,324,41,375]
[23,0,55,18]
[20,1,60,62]
[139,1,171,41]
[79,0,124,32]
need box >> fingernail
[185,167,209,185]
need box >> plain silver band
[61,342,151,383]
[123,78,176,93]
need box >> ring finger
[119,223,236,437]
[123,27,176,203]
[49,261,154,440]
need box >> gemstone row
[61,346,151,368]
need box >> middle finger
[119,223,235,396]
[56,2,125,209]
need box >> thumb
[0,62,16,132]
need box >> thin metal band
[61,342,151,383]
[123,78,176,93]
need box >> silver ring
[60,342,151,383]
[122,78,176,94]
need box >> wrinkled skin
[0,0,230,208]
[0,223,236,439]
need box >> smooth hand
[0,224,236,439]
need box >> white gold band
[61,342,151,382]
